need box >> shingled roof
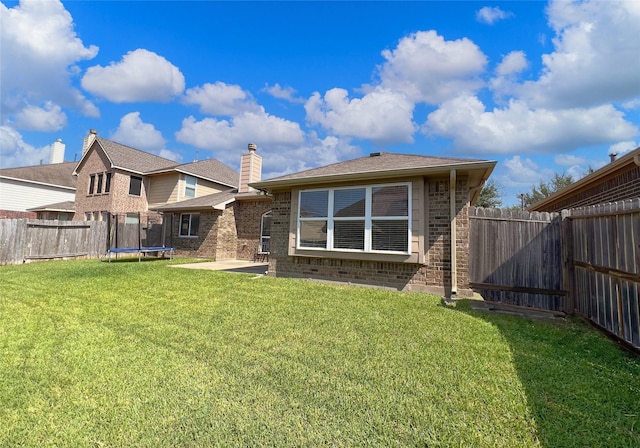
[251,152,495,190]
[157,159,238,188]
[74,137,239,188]
[0,162,77,189]
[82,138,178,174]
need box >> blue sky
[1,0,639,206]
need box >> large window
[184,175,196,198]
[298,183,410,253]
[129,175,142,196]
[180,213,200,237]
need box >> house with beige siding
[0,162,76,219]
[251,152,496,297]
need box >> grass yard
[1,259,638,447]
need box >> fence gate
[468,207,568,313]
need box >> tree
[476,179,502,208]
[521,172,574,209]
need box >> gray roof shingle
[253,152,494,188]
[0,162,77,188]
[94,138,177,174]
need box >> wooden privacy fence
[469,198,640,350]
[0,219,108,265]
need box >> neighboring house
[0,162,77,219]
[530,146,640,212]
[73,131,271,260]
[72,131,238,223]
[251,152,496,296]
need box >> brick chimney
[238,143,262,193]
[82,129,98,155]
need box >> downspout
[450,169,457,296]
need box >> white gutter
[450,169,457,296]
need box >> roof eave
[0,176,76,190]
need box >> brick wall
[0,210,36,219]
[74,148,153,220]
[267,177,472,296]
[234,199,272,260]
[169,210,221,258]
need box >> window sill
[291,247,421,264]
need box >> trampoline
[101,212,174,262]
[103,246,174,262]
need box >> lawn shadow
[444,298,640,447]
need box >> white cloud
[176,110,305,154]
[499,156,555,188]
[183,82,260,116]
[518,0,640,109]
[495,51,528,77]
[14,102,67,131]
[378,30,487,104]
[261,133,361,180]
[110,112,180,162]
[305,87,416,145]
[263,83,305,103]
[554,154,586,166]
[608,140,638,157]
[424,94,638,154]
[0,0,99,120]
[82,49,185,103]
[476,6,513,25]
[0,125,52,168]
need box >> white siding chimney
[49,138,65,164]
[238,143,262,193]
[82,129,98,155]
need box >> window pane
[89,175,95,194]
[105,172,112,193]
[372,185,408,217]
[334,188,365,217]
[372,220,408,252]
[180,214,190,236]
[129,176,142,196]
[299,220,327,248]
[96,173,103,194]
[300,191,328,218]
[334,221,365,250]
[190,214,200,236]
[261,212,271,237]
[184,175,196,198]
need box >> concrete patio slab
[169,260,269,275]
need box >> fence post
[561,209,575,314]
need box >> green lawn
[1,259,638,447]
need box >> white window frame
[184,175,197,199]
[259,210,271,254]
[179,213,200,237]
[297,182,411,254]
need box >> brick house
[72,131,271,260]
[530,146,640,212]
[250,152,496,297]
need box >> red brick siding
[0,210,36,219]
